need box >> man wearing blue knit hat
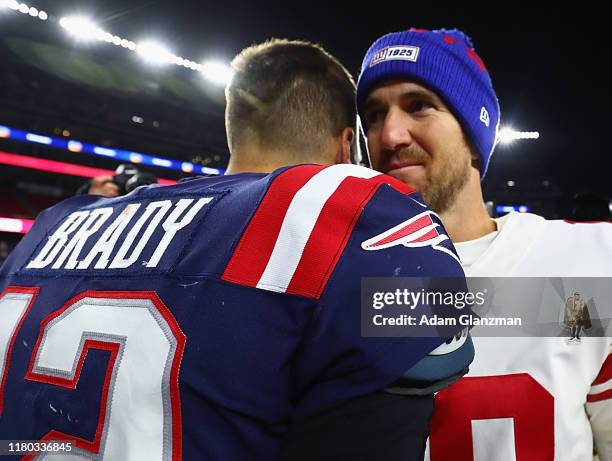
[357,28,499,235]
[357,28,612,461]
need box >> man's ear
[335,127,354,164]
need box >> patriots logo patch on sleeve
[361,210,460,263]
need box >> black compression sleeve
[279,392,434,461]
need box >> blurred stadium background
[1,1,610,264]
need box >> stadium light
[59,16,102,41]
[201,60,233,86]
[496,205,531,214]
[0,123,224,175]
[0,217,34,234]
[5,4,233,86]
[1,1,47,20]
[136,41,175,65]
[497,126,540,145]
[25,133,52,145]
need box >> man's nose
[380,109,413,152]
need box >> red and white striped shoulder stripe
[222,164,414,299]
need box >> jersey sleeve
[218,164,471,417]
[587,346,612,461]
[282,165,471,416]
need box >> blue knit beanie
[357,28,500,178]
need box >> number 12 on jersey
[0,286,185,461]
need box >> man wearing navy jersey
[0,39,472,460]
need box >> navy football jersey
[0,164,467,460]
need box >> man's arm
[279,166,473,458]
[280,392,434,461]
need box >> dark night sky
[4,1,612,209]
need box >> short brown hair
[226,39,356,157]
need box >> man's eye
[365,110,385,125]
[409,100,434,113]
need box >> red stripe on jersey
[286,176,383,298]
[592,354,612,385]
[371,214,433,247]
[587,389,612,403]
[222,165,326,287]
[564,220,612,225]
[414,228,439,242]
[370,173,416,195]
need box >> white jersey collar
[459,212,546,276]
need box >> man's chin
[386,166,428,192]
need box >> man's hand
[88,175,120,197]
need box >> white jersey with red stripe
[426,211,612,461]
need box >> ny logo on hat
[480,107,490,127]
[370,46,420,67]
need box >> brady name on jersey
[26,198,212,271]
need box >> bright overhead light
[18,2,28,13]
[59,16,101,41]
[497,127,540,144]
[201,60,233,86]
[136,41,175,65]
[37,9,47,20]
[498,127,516,144]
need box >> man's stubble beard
[419,143,472,214]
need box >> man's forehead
[365,79,441,104]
